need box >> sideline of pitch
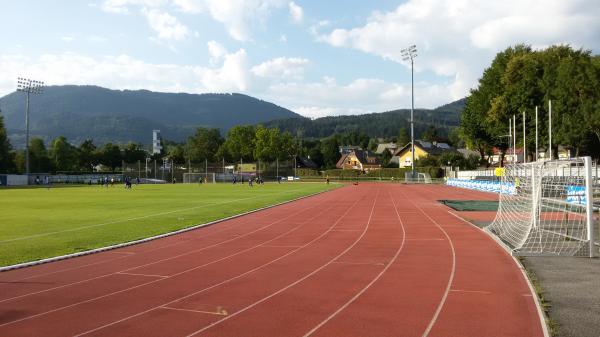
[0,184,343,273]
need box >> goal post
[183,172,216,184]
[486,157,597,257]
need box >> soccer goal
[486,157,597,257]
[405,172,432,183]
[183,172,216,184]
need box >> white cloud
[317,0,600,102]
[207,40,227,65]
[172,0,203,13]
[100,0,288,41]
[0,47,250,97]
[263,76,451,118]
[309,20,330,35]
[101,0,168,13]
[279,34,287,43]
[251,57,309,80]
[142,8,189,40]
[61,36,75,42]
[288,1,303,23]
[202,0,286,41]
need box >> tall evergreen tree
[0,114,15,173]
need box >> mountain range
[0,85,300,147]
[0,85,465,147]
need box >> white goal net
[487,157,596,257]
[183,173,216,184]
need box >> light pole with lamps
[17,77,44,177]
[401,45,417,180]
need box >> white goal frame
[183,172,216,184]
[486,156,596,257]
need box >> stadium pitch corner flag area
[0,183,546,337]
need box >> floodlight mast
[401,45,417,180]
[16,77,44,177]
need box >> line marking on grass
[0,194,332,303]
[0,185,339,273]
[0,190,350,329]
[0,187,310,244]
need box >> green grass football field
[0,182,339,267]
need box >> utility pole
[17,77,44,177]
[549,100,552,160]
[513,115,516,163]
[535,106,538,161]
[523,110,526,162]
[401,45,417,180]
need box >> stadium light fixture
[16,77,44,177]
[400,45,417,179]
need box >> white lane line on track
[73,190,368,337]
[160,306,228,316]
[1,188,307,243]
[404,188,457,337]
[0,194,330,304]
[182,188,381,337]
[0,188,311,281]
[260,245,303,248]
[116,272,168,278]
[450,289,491,295]
[3,210,276,283]
[303,189,406,336]
[0,194,345,330]
[331,261,385,266]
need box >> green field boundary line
[0,184,344,273]
[1,186,316,243]
[445,210,551,337]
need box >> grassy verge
[0,182,339,267]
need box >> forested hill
[0,85,300,147]
[263,98,466,139]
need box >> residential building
[375,142,398,154]
[339,145,362,155]
[391,140,454,167]
[336,149,381,172]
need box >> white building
[152,130,162,154]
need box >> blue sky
[1,0,598,117]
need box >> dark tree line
[461,44,600,162]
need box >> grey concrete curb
[446,210,551,337]
[0,185,342,273]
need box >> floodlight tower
[17,77,44,176]
[401,45,417,179]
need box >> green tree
[397,127,410,146]
[122,142,147,163]
[222,125,255,161]
[320,136,340,169]
[49,136,79,172]
[380,149,392,167]
[421,125,439,142]
[29,138,53,173]
[78,139,98,171]
[0,114,15,173]
[186,127,223,163]
[167,144,186,164]
[99,143,122,171]
[253,125,277,162]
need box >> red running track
[0,183,545,337]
